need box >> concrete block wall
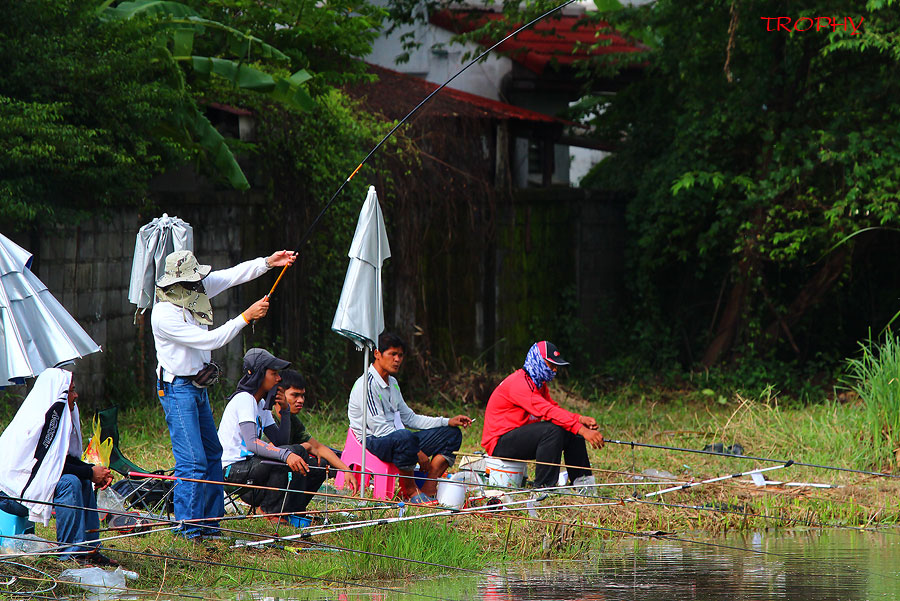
[3,196,260,407]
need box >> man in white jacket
[151,249,294,539]
[348,333,472,503]
[0,368,116,565]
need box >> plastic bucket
[0,509,33,547]
[288,515,312,528]
[436,476,466,509]
[485,457,526,488]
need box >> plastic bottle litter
[1,533,56,555]
[641,468,677,481]
[96,487,128,520]
[60,566,138,599]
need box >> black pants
[492,421,592,488]
[224,445,328,514]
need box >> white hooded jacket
[0,369,82,525]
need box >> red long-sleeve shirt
[481,369,582,455]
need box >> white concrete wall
[367,20,512,101]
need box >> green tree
[575,0,900,368]
[0,0,193,223]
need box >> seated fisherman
[219,349,321,521]
[0,368,117,566]
[269,369,358,494]
[481,341,605,489]
[348,332,472,503]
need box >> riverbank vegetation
[5,359,900,596]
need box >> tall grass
[843,333,900,470]
[293,518,485,579]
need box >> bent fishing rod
[265,0,580,300]
[605,439,900,480]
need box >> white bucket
[436,475,466,509]
[485,456,527,488]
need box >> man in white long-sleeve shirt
[151,249,295,539]
[348,333,472,503]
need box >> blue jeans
[366,427,462,471]
[159,378,224,538]
[55,474,99,560]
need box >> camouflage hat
[156,250,211,288]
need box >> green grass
[3,370,900,592]
[842,332,900,469]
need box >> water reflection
[242,529,900,601]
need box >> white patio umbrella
[0,233,101,385]
[127,213,193,315]
[332,186,391,490]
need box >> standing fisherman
[151,249,295,540]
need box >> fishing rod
[606,438,900,479]
[91,503,392,534]
[455,450,681,481]
[265,0,581,300]
[639,461,793,499]
[241,496,542,546]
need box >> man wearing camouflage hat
[151,249,294,539]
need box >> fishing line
[5,570,213,601]
[606,439,900,479]
[455,450,679,481]
[265,0,581,299]
[91,503,392,534]
[0,560,58,597]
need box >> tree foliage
[0,0,193,223]
[575,0,900,368]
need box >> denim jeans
[55,474,100,560]
[366,426,462,471]
[159,378,224,538]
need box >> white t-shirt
[218,391,275,467]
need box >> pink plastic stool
[335,429,400,500]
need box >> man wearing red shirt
[481,341,604,488]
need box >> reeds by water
[843,332,900,470]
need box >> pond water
[233,528,900,601]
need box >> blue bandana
[523,343,555,390]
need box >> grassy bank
[3,380,900,596]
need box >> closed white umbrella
[0,233,101,385]
[332,186,391,490]
[128,213,193,314]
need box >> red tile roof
[430,10,644,74]
[350,63,562,123]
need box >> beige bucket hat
[155,250,211,288]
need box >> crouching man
[348,333,472,503]
[219,349,319,522]
[271,369,357,495]
[0,368,117,565]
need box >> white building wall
[367,21,512,101]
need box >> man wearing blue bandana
[481,341,604,488]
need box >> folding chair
[98,406,175,517]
